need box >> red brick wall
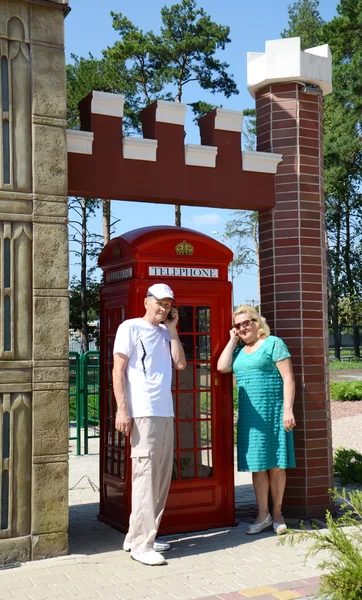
[256,82,334,517]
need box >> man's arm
[169,331,187,370]
[165,308,187,370]
[112,352,132,435]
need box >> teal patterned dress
[233,335,296,472]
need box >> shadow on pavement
[69,483,261,559]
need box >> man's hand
[164,307,179,331]
[115,407,132,436]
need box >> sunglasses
[234,318,257,330]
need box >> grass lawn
[330,360,362,370]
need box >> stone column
[0,0,69,562]
[247,38,334,516]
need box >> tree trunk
[343,197,360,358]
[326,248,340,360]
[325,208,340,359]
[353,325,360,359]
[81,197,89,353]
[102,198,111,245]
[175,204,181,227]
[253,217,260,303]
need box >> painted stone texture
[0,0,69,562]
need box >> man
[112,283,187,566]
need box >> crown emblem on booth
[175,240,194,255]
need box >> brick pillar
[247,38,333,517]
[256,82,333,516]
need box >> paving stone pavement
[0,443,327,600]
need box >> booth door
[99,295,132,530]
[160,295,235,533]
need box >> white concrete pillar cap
[247,37,332,98]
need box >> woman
[217,305,296,535]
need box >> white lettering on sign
[106,267,132,282]
[149,266,218,278]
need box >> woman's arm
[217,330,239,373]
[276,358,296,432]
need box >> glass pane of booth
[196,420,212,447]
[172,452,178,479]
[196,364,211,389]
[103,303,128,482]
[197,449,213,478]
[196,306,210,332]
[196,335,210,360]
[180,451,195,479]
[178,306,193,332]
[172,305,213,480]
[178,393,194,419]
[179,335,194,360]
[106,446,112,474]
[179,422,194,449]
[178,364,194,390]
[197,391,211,419]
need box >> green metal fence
[69,350,100,455]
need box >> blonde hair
[233,305,270,339]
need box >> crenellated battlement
[67,92,282,211]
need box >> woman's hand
[217,329,238,372]
[283,407,296,432]
[229,328,239,343]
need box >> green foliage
[66,54,136,131]
[281,0,324,49]
[67,1,238,134]
[281,0,362,360]
[242,108,256,151]
[338,297,362,326]
[334,447,362,485]
[322,1,362,343]
[188,100,220,123]
[224,211,259,274]
[69,393,99,422]
[233,386,238,411]
[69,275,101,343]
[329,359,362,370]
[102,0,238,128]
[280,488,362,600]
[330,382,362,401]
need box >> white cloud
[185,213,225,226]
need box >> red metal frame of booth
[98,226,237,534]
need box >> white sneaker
[123,540,170,552]
[130,550,166,566]
[153,541,171,552]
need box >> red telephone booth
[98,225,236,534]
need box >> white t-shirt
[113,318,173,418]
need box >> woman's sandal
[273,521,287,535]
[246,513,272,535]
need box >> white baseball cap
[147,283,175,300]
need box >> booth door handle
[214,377,219,386]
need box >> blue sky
[65,0,338,305]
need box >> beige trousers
[125,416,174,554]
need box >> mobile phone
[167,311,173,320]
